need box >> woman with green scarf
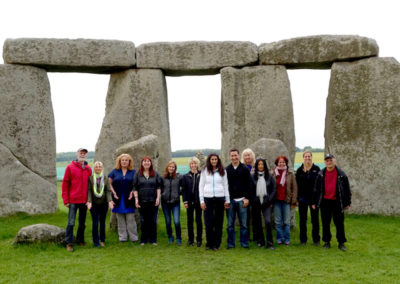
[87,161,113,247]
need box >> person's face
[278,158,286,168]
[303,153,312,164]
[94,164,103,174]
[257,160,264,172]
[190,161,198,172]
[210,156,218,167]
[168,164,176,174]
[142,159,151,169]
[77,150,87,161]
[230,151,240,164]
[243,152,252,165]
[325,158,336,170]
[120,157,130,168]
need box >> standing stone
[326,57,400,215]
[221,66,295,165]
[249,138,292,171]
[136,41,258,76]
[115,134,160,172]
[195,151,206,170]
[95,69,171,176]
[0,65,57,216]
[259,35,378,69]
[3,38,136,73]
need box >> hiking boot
[66,243,74,252]
[323,242,331,249]
[338,243,347,252]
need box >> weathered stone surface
[259,35,378,69]
[249,138,292,171]
[115,134,160,172]
[0,143,57,216]
[95,69,171,175]
[0,64,56,185]
[14,224,65,244]
[326,57,400,215]
[136,41,258,76]
[221,66,295,165]
[3,38,135,73]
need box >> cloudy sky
[1,0,399,152]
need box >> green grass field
[0,182,399,283]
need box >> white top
[199,169,230,204]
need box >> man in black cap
[312,154,351,251]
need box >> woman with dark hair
[251,158,276,249]
[133,156,162,245]
[161,161,183,245]
[272,156,298,246]
[199,153,230,251]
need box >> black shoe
[205,246,211,250]
[313,241,320,246]
[338,243,347,252]
[300,242,306,246]
[323,242,331,249]
[187,241,194,246]
[197,241,202,247]
[267,245,275,250]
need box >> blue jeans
[227,199,248,247]
[90,203,108,246]
[162,202,181,240]
[65,203,87,244]
[274,201,291,243]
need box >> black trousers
[139,202,159,243]
[204,197,225,249]
[252,200,273,247]
[186,202,203,243]
[320,199,347,244]
[298,201,320,243]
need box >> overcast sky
[1,0,399,152]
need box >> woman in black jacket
[251,158,276,249]
[161,161,183,245]
[182,157,202,247]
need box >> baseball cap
[77,148,88,153]
[324,154,335,160]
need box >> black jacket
[133,172,162,203]
[225,163,251,200]
[296,163,320,203]
[251,173,276,208]
[182,171,201,204]
[313,166,352,211]
[161,174,182,204]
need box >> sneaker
[338,243,347,252]
[196,241,202,247]
[205,246,211,250]
[285,242,290,246]
[66,243,74,252]
[267,245,275,250]
[257,243,264,247]
[187,241,194,246]
[168,237,174,244]
[323,242,331,249]
[152,242,158,246]
[277,241,283,245]
[213,247,219,251]
[140,242,145,246]
[177,239,182,246]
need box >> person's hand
[108,201,114,210]
[312,205,316,210]
[224,202,230,209]
[243,198,249,208]
[113,192,119,200]
[201,203,206,211]
[128,191,134,200]
[290,204,296,210]
[184,203,189,209]
[155,197,160,207]
[135,200,141,208]
[344,205,350,210]
[65,203,69,208]
[270,204,273,208]
[86,202,92,210]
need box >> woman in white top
[199,153,230,251]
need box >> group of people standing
[61,147,351,252]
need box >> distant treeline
[57,147,323,161]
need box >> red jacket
[62,161,92,205]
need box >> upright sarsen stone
[326,57,400,215]
[95,69,171,175]
[221,66,295,165]
[0,65,57,216]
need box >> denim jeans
[226,199,248,247]
[90,202,108,246]
[274,200,291,243]
[65,203,87,244]
[162,202,181,240]
[139,202,159,243]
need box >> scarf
[93,171,105,198]
[256,171,267,203]
[275,166,287,187]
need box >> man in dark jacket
[312,154,351,251]
[62,148,92,252]
[225,149,251,248]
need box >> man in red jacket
[62,148,92,252]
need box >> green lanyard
[93,172,104,198]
